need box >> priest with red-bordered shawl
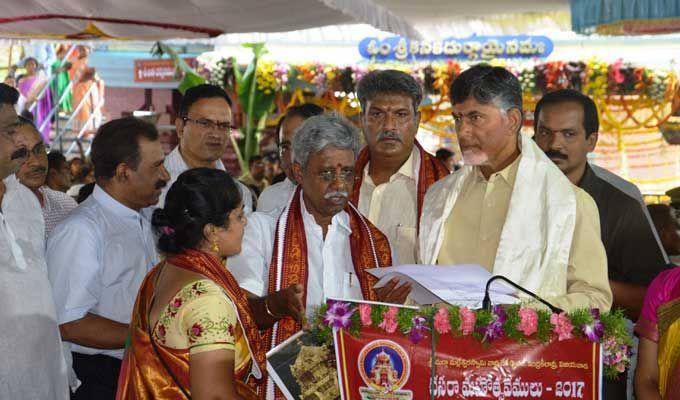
[229,113,409,400]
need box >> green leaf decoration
[151,42,205,94]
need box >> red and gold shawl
[116,249,266,400]
[263,186,392,399]
[350,140,449,226]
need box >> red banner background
[335,326,601,400]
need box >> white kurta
[256,178,296,214]
[228,192,364,316]
[157,146,253,214]
[0,175,69,399]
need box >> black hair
[179,84,232,117]
[0,83,19,106]
[450,65,522,113]
[647,204,677,232]
[23,57,39,68]
[356,69,423,114]
[534,89,599,138]
[77,182,95,204]
[248,155,264,166]
[90,117,159,181]
[47,151,68,171]
[152,168,242,254]
[435,148,454,161]
[16,115,39,132]
[275,103,324,144]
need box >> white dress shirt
[256,178,296,214]
[229,192,363,316]
[157,146,253,213]
[47,185,158,359]
[358,147,419,264]
[0,175,69,399]
[40,186,77,239]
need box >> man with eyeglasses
[351,70,449,269]
[157,84,253,213]
[229,113,403,399]
[0,83,70,399]
[15,117,77,239]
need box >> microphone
[482,275,563,314]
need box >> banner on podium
[269,299,631,400]
[335,326,602,399]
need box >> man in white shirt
[0,83,69,399]
[157,84,252,213]
[229,113,406,400]
[15,117,77,239]
[47,117,170,399]
[258,103,323,214]
[351,70,449,265]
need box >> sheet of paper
[367,264,520,307]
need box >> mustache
[10,147,28,160]
[377,131,402,142]
[324,190,349,200]
[545,150,568,160]
[155,180,168,190]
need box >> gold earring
[211,241,220,253]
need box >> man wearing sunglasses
[157,84,253,214]
[15,117,77,239]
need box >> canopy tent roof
[571,0,680,35]
[0,0,573,41]
[0,0,420,40]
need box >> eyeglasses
[318,169,355,183]
[183,117,233,133]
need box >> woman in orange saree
[116,168,266,399]
[635,266,680,400]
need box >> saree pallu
[18,75,52,143]
[657,298,680,399]
[116,249,265,399]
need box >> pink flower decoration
[358,303,372,327]
[433,307,451,335]
[518,307,538,336]
[459,307,476,336]
[378,307,399,333]
[550,312,574,341]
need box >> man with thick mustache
[229,113,401,399]
[15,117,77,239]
[420,66,612,312]
[47,117,170,399]
[352,70,449,266]
[533,90,669,398]
[534,89,667,320]
[0,83,70,399]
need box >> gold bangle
[264,296,285,319]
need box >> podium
[267,299,632,400]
